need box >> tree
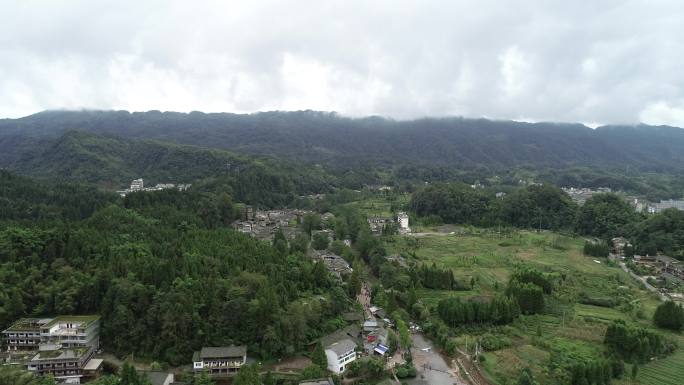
[348,264,362,297]
[630,363,638,381]
[312,232,330,250]
[387,329,399,354]
[300,364,327,380]
[120,361,149,385]
[312,341,328,368]
[575,193,637,238]
[653,301,684,331]
[395,317,412,351]
[263,372,275,385]
[195,371,214,385]
[234,364,261,385]
[290,233,310,254]
[516,368,538,385]
[301,214,321,237]
[506,281,544,315]
[0,366,47,385]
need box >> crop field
[635,347,684,385]
[385,230,645,299]
[382,228,680,385]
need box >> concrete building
[2,315,102,383]
[39,316,100,349]
[396,212,410,234]
[367,217,392,235]
[362,320,380,333]
[3,315,100,352]
[130,178,144,191]
[611,237,631,256]
[2,318,49,351]
[300,379,334,385]
[142,371,175,385]
[324,339,357,374]
[650,199,684,213]
[27,346,98,382]
[192,346,247,377]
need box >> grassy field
[382,228,679,385]
[344,194,410,217]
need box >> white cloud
[499,46,531,98]
[0,0,683,127]
[640,101,684,127]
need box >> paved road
[407,333,468,385]
[613,258,668,301]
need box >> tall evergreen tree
[312,341,328,368]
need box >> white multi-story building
[130,178,144,191]
[192,346,247,377]
[3,315,99,352]
[396,212,410,233]
[324,339,357,374]
[3,315,102,383]
[650,199,684,213]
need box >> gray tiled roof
[142,371,173,385]
[199,345,247,358]
[325,338,357,355]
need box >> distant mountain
[2,110,684,174]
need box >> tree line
[411,183,684,260]
[437,295,520,326]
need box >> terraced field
[635,341,684,385]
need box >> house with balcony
[39,315,100,349]
[2,318,51,351]
[3,315,101,383]
[27,345,98,382]
[324,339,357,374]
[192,345,247,377]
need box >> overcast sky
[1,1,684,126]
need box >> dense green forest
[3,110,684,172]
[0,173,350,365]
[2,110,684,199]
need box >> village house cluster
[312,250,352,280]
[2,316,102,383]
[613,238,684,303]
[648,199,684,213]
[117,178,191,197]
[562,187,613,205]
[231,206,317,241]
[318,305,396,375]
[562,187,684,215]
[367,212,411,236]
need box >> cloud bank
[1,0,684,126]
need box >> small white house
[396,212,410,233]
[324,339,357,373]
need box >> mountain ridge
[2,110,684,174]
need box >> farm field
[344,194,411,217]
[383,228,679,385]
[634,345,684,385]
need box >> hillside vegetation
[2,110,684,173]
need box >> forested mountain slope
[1,130,338,206]
[2,110,684,172]
[9,130,244,187]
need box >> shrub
[653,300,684,331]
